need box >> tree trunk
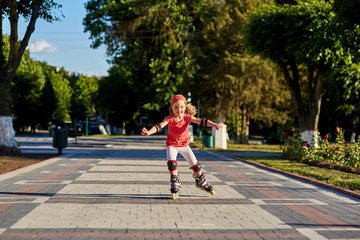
[0,0,44,154]
[241,105,249,144]
[0,116,19,154]
[278,59,325,144]
[297,98,322,145]
[0,73,20,154]
[235,107,240,143]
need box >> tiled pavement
[0,134,359,239]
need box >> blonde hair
[169,99,197,116]
[186,104,197,116]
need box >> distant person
[141,94,222,199]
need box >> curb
[215,150,360,200]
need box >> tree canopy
[0,0,62,153]
[83,0,201,111]
[242,0,344,142]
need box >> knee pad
[190,162,201,172]
[167,160,177,171]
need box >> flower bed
[281,127,360,172]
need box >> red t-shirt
[165,114,192,147]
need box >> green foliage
[97,65,138,125]
[242,0,346,135]
[39,64,72,121]
[1,0,63,22]
[49,71,72,121]
[333,0,360,28]
[245,156,360,193]
[177,0,293,141]
[243,0,339,65]
[10,50,46,130]
[345,139,360,169]
[280,129,304,161]
[84,0,200,111]
[325,63,360,133]
[333,0,360,61]
[222,54,292,126]
[281,127,360,170]
[74,75,99,118]
[5,0,360,142]
[83,0,295,135]
[0,0,63,145]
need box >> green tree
[324,63,360,136]
[242,0,343,143]
[319,0,360,138]
[333,0,360,62]
[11,48,45,133]
[182,0,292,142]
[83,0,203,112]
[220,54,292,143]
[50,69,72,121]
[39,64,72,122]
[97,65,138,132]
[74,75,107,134]
[333,0,360,28]
[0,0,62,153]
[83,0,293,139]
[37,70,57,128]
[68,73,86,122]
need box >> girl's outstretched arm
[141,119,168,136]
[191,116,222,130]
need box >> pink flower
[314,127,318,131]
[336,127,340,131]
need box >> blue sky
[3,0,110,77]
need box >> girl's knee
[190,162,201,172]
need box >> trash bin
[52,130,68,154]
[203,136,214,148]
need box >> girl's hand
[141,127,149,136]
[214,123,222,130]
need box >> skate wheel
[210,190,215,195]
[172,193,179,200]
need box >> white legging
[166,146,198,168]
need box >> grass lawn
[192,140,360,194]
[235,155,360,194]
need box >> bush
[281,127,360,171]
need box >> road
[0,133,359,239]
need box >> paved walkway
[0,134,359,239]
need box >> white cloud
[27,40,58,53]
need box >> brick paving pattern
[0,134,359,239]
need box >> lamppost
[196,97,202,137]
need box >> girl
[141,94,222,198]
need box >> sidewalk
[0,135,359,239]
